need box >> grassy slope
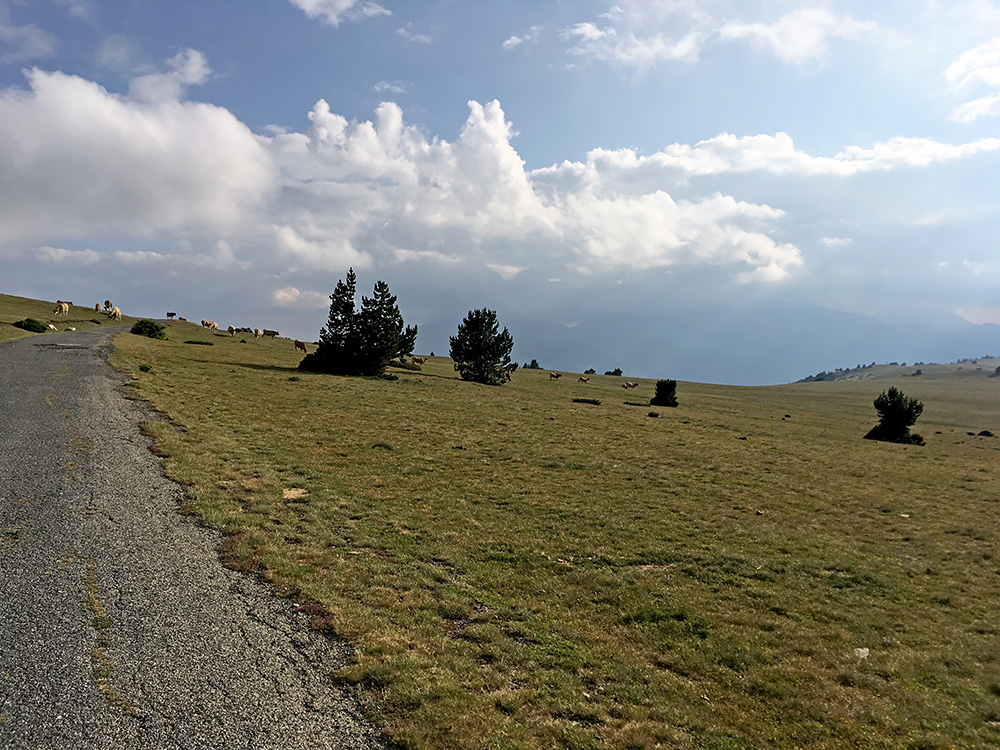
[0,293,135,343]
[6,293,997,748]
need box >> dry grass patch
[107,324,1000,749]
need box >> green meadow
[4,293,1000,749]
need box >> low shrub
[130,319,166,340]
[13,318,48,333]
[393,359,422,371]
[138,363,152,373]
[650,379,679,407]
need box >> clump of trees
[864,387,925,445]
[450,308,514,385]
[650,379,678,407]
[605,367,623,376]
[299,268,416,377]
[130,319,166,339]
[523,359,542,370]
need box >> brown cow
[294,340,308,353]
[166,312,176,319]
[110,306,122,321]
[53,301,69,316]
[549,372,562,380]
[578,376,590,383]
[412,356,427,365]
[95,303,101,312]
[263,329,278,338]
[254,328,262,339]
[227,325,237,337]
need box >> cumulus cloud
[128,48,211,103]
[562,21,704,68]
[503,25,543,50]
[0,13,57,63]
[374,80,407,94]
[0,66,274,245]
[271,285,331,308]
[719,9,879,65]
[947,37,1000,122]
[288,0,389,27]
[36,246,101,264]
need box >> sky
[1,0,999,382]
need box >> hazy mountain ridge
[418,304,1000,386]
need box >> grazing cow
[178,317,187,322]
[254,328,262,339]
[412,356,427,365]
[263,329,278,338]
[294,339,308,353]
[166,312,176,319]
[549,372,562,380]
[110,306,122,321]
[578,376,590,384]
[95,303,101,312]
[621,381,639,389]
[202,320,218,331]
[104,300,112,311]
[227,325,237,337]
[53,301,70,316]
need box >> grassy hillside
[5,293,999,748]
[0,292,135,343]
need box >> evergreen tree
[398,324,418,361]
[650,379,678,407]
[449,308,514,385]
[864,387,925,445]
[300,269,410,377]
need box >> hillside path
[0,329,383,750]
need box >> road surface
[0,329,383,749]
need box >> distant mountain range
[416,303,1000,386]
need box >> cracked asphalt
[0,329,385,749]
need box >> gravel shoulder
[0,329,384,749]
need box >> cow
[578,376,590,384]
[294,340,308,353]
[263,329,278,338]
[621,381,639,389]
[95,303,101,312]
[412,356,427,365]
[178,317,187,322]
[47,324,57,331]
[227,325,237,337]
[254,328,262,339]
[110,306,122,321]
[549,372,562,380]
[104,300,112,311]
[53,301,70,316]
[201,320,218,331]
[166,312,176,319]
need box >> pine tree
[449,308,514,385]
[357,280,404,376]
[864,387,925,445]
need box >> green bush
[864,387,924,445]
[138,363,152,373]
[650,379,679,407]
[130,319,166,339]
[13,318,48,333]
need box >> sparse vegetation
[184,340,214,346]
[604,367,623,376]
[864,386,925,445]
[130,319,166,339]
[572,397,601,405]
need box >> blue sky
[2,1,999,381]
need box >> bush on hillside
[864,387,924,445]
[605,367,623,376]
[450,308,514,385]
[650,379,679,407]
[13,318,48,333]
[130,319,166,339]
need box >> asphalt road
[0,329,384,749]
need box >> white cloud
[503,25,543,50]
[486,263,526,279]
[374,80,407,94]
[36,246,101,264]
[271,286,331,308]
[820,237,852,247]
[947,37,1000,122]
[0,13,57,63]
[719,9,879,65]
[288,0,389,27]
[397,25,431,44]
[128,48,211,103]
[562,22,705,68]
[503,36,524,50]
[0,67,274,245]
[395,249,460,264]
